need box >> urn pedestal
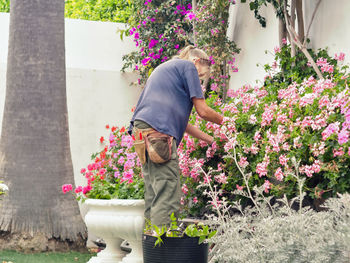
[84,199,145,263]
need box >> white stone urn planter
[84,199,145,263]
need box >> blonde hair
[176,45,211,66]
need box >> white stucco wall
[0,14,141,188]
[229,3,279,89]
[304,0,350,59]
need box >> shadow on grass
[0,250,96,263]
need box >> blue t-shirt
[129,59,204,146]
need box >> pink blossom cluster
[322,122,340,140]
[238,156,249,168]
[261,103,277,127]
[316,58,334,73]
[299,160,321,177]
[334,52,345,62]
[62,184,73,194]
[256,159,269,177]
[63,125,142,197]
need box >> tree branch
[192,0,197,45]
[290,0,297,62]
[283,1,324,79]
[304,0,322,46]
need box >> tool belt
[133,127,173,165]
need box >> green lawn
[0,250,95,263]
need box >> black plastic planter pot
[142,234,209,263]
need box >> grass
[0,250,95,263]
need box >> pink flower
[312,160,321,173]
[256,161,269,177]
[83,185,92,194]
[279,154,289,166]
[99,168,106,175]
[181,184,188,195]
[322,122,340,140]
[87,163,95,171]
[114,171,120,178]
[338,128,349,145]
[141,57,151,66]
[276,113,288,124]
[122,169,134,182]
[282,142,290,151]
[118,156,125,165]
[334,52,345,62]
[274,167,284,181]
[250,144,259,155]
[263,180,272,193]
[316,58,334,73]
[248,114,257,124]
[80,168,86,174]
[210,83,219,91]
[299,93,316,107]
[261,103,276,126]
[236,184,244,191]
[299,165,314,177]
[186,12,196,21]
[238,157,249,168]
[62,184,73,194]
[254,131,262,142]
[210,197,222,209]
[148,39,158,49]
[75,186,83,194]
[333,147,345,157]
[193,197,198,204]
[129,27,136,35]
[174,44,180,49]
[215,173,227,184]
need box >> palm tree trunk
[0,0,87,251]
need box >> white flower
[0,183,9,192]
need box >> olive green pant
[134,120,181,227]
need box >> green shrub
[0,0,132,23]
[65,0,132,23]
[0,0,10,13]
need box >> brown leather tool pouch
[133,139,146,165]
[144,131,173,164]
[133,127,153,165]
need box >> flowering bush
[122,0,239,94]
[121,0,193,85]
[62,125,144,201]
[179,44,350,216]
[194,0,239,97]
